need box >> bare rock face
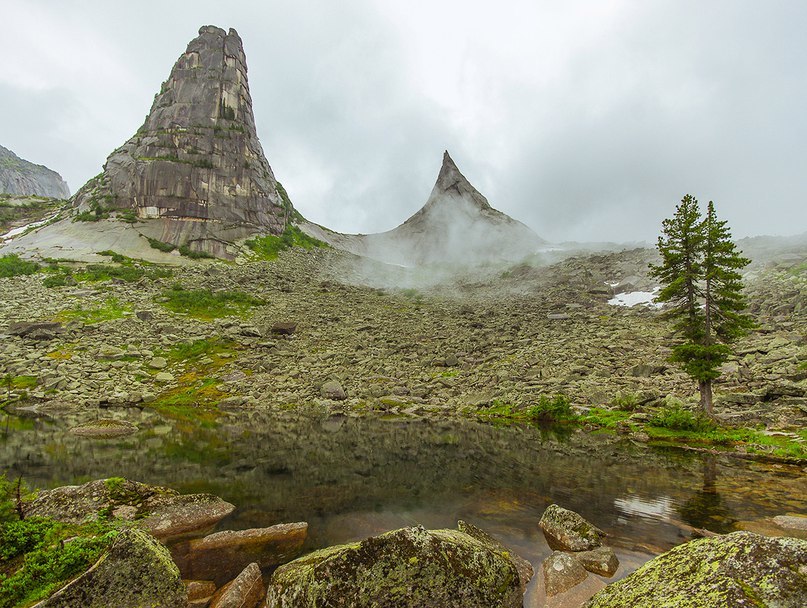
[71,25,292,258]
[0,144,70,199]
[303,151,544,267]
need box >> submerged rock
[209,562,265,608]
[24,477,235,542]
[33,528,186,608]
[573,545,619,577]
[266,524,525,608]
[68,418,138,437]
[585,531,807,607]
[172,522,307,585]
[542,551,588,597]
[539,504,606,552]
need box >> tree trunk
[699,380,714,414]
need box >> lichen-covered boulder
[585,531,807,608]
[23,477,235,542]
[266,524,525,608]
[33,528,186,608]
[542,551,588,597]
[539,504,606,551]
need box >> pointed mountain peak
[429,151,491,211]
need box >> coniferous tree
[650,196,752,414]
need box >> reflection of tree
[677,455,735,534]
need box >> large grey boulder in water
[302,151,544,267]
[69,25,291,258]
[0,145,70,198]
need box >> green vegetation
[159,285,264,319]
[0,474,121,608]
[159,338,235,365]
[0,196,65,234]
[116,209,139,224]
[245,224,327,261]
[147,237,177,253]
[478,395,575,425]
[650,196,753,413]
[41,253,171,287]
[54,298,132,324]
[649,403,717,433]
[0,254,39,278]
[73,196,114,222]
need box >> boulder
[266,524,525,608]
[574,545,619,577]
[209,562,264,608]
[457,520,534,593]
[24,478,235,542]
[585,532,807,607]
[7,321,63,340]
[542,551,588,597]
[320,380,347,401]
[172,523,307,585]
[271,322,297,335]
[33,528,186,608]
[539,504,606,551]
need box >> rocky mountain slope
[303,152,544,267]
[1,25,291,261]
[0,145,69,199]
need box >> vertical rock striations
[0,145,70,199]
[71,25,291,258]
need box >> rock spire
[71,25,291,257]
[0,145,70,199]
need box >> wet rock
[24,478,235,542]
[69,418,138,437]
[585,532,807,608]
[321,380,347,401]
[33,528,186,608]
[573,546,619,577]
[539,504,606,551]
[542,551,588,597]
[172,523,307,585]
[186,579,217,604]
[209,562,265,608]
[266,524,524,608]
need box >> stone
[7,321,63,340]
[32,528,186,608]
[320,380,347,400]
[148,356,168,369]
[585,532,807,608]
[547,313,570,320]
[271,322,297,335]
[172,522,307,585]
[155,371,175,382]
[0,144,70,198]
[136,310,154,321]
[185,579,217,602]
[98,345,125,360]
[209,562,265,608]
[539,504,606,552]
[573,546,619,577]
[24,478,235,543]
[266,524,524,608]
[69,418,138,437]
[773,514,807,532]
[542,551,588,597]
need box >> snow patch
[2,214,58,242]
[608,289,662,308]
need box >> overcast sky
[2,0,805,242]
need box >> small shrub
[117,209,138,224]
[178,244,214,259]
[0,254,39,278]
[612,391,640,411]
[649,403,716,433]
[526,394,576,423]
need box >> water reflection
[2,407,805,589]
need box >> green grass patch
[478,395,576,425]
[8,376,37,390]
[159,285,264,320]
[54,298,132,324]
[649,403,717,433]
[149,376,224,429]
[159,338,235,365]
[0,255,39,278]
[245,224,327,261]
[177,244,214,259]
[580,407,633,429]
[146,237,177,253]
[42,253,171,287]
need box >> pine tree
[650,196,753,414]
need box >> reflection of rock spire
[70,25,292,257]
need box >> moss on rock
[585,531,807,607]
[266,524,525,608]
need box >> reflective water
[3,407,805,604]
